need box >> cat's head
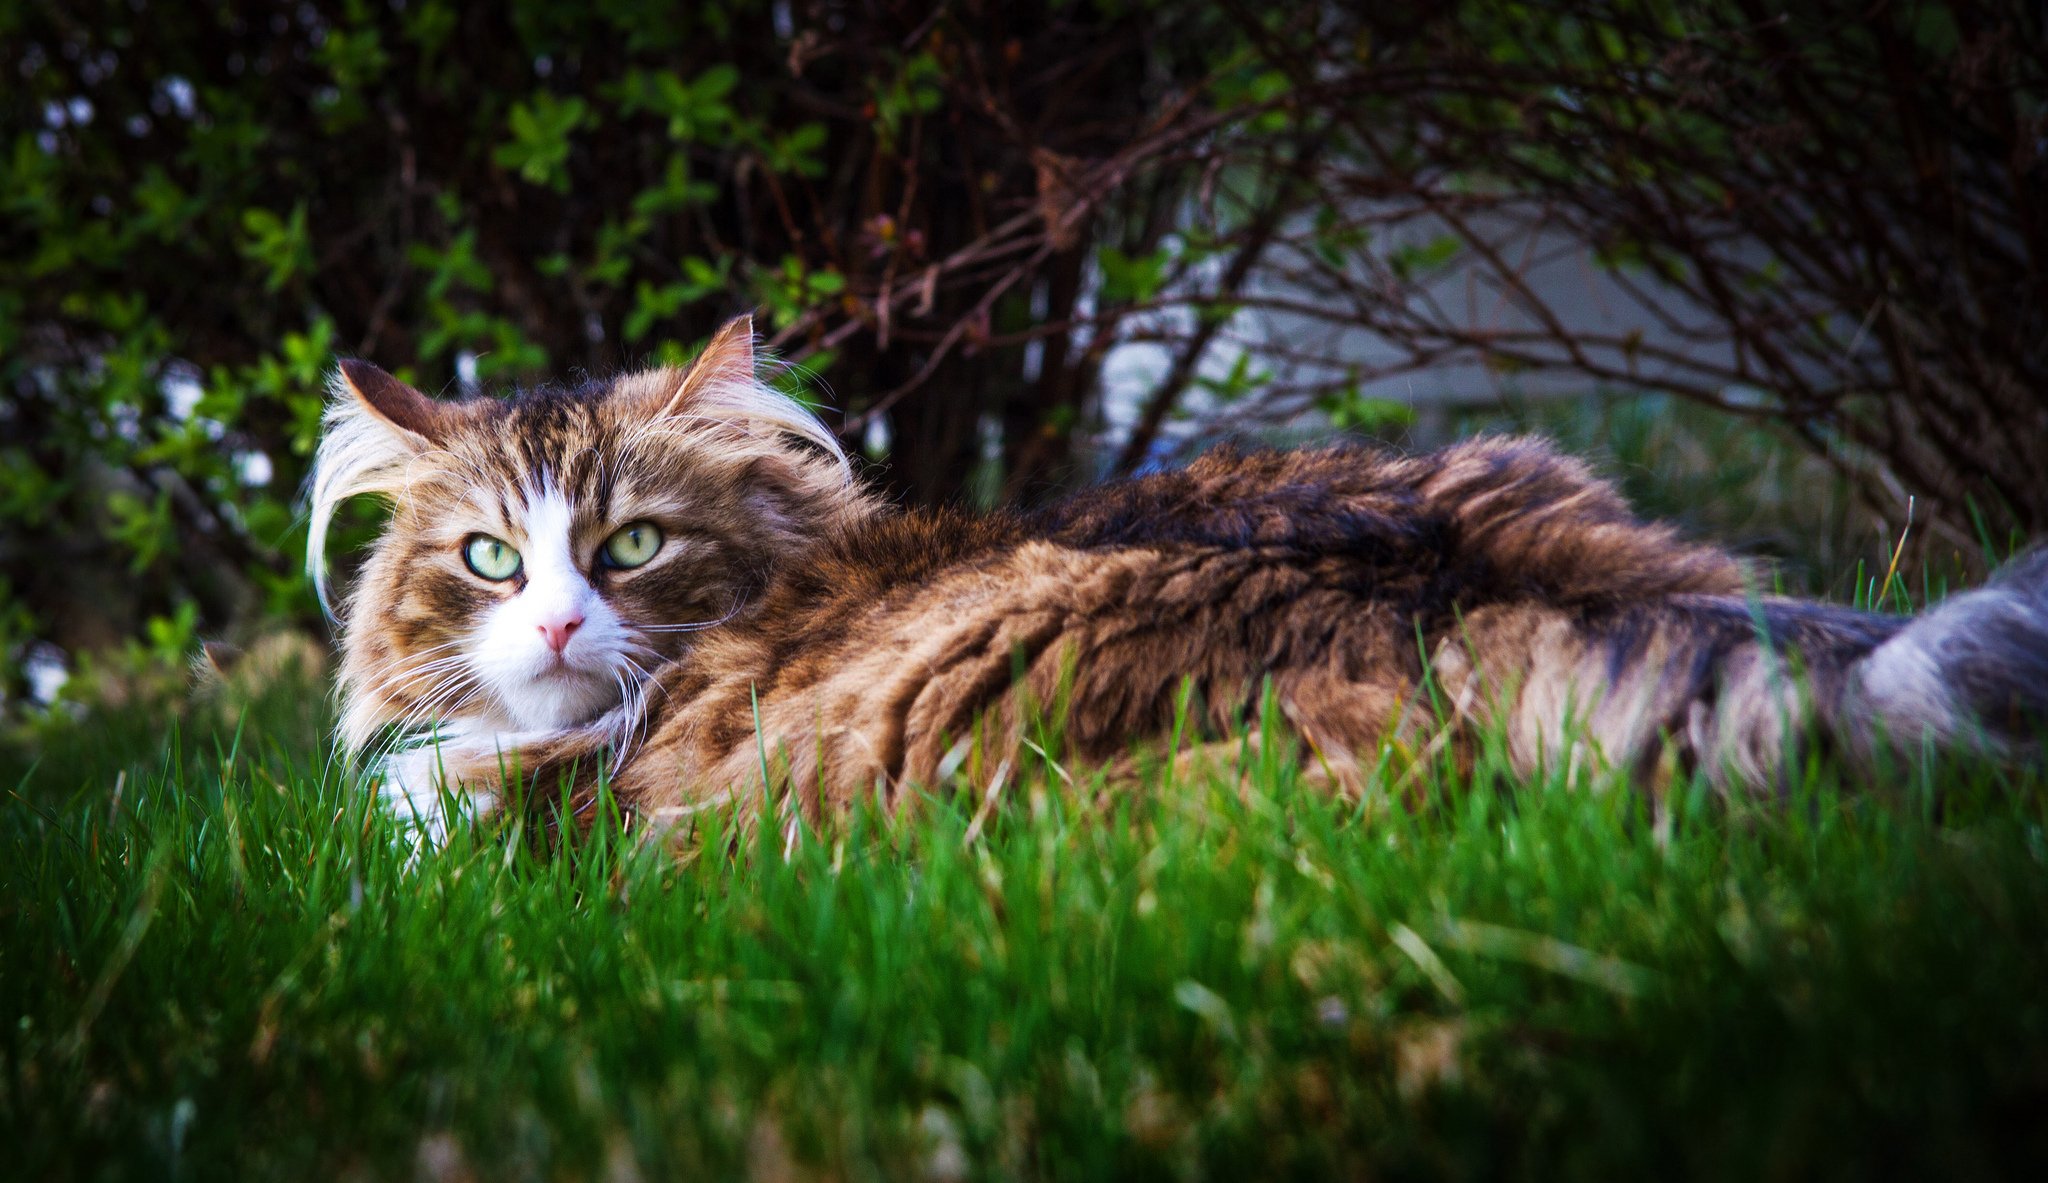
[310,317,865,752]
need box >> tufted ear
[617,313,850,480]
[656,315,757,419]
[337,358,455,443]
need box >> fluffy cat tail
[1424,549,2048,794]
[1842,547,2048,765]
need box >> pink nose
[538,614,583,654]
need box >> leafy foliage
[3,0,2042,706]
[0,1,1247,699]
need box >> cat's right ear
[337,359,452,443]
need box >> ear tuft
[199,640,243,678]
[309,360,466,617]
[660,315,757,419]
[639,314,850,480]
[339,359,448,442]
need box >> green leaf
[612,67,739,144]
[237,204,313,292]
[1098,246,1169,305]
[131,168,203,242]
[765,123,829,179]
[493,93,590,190]
[625,255,736,340]
[315,26,389,91]
[632,157,719,218]
[0,448,68,527]
[106,487,176,573]
[1193,351,1270,404]
[1386,235,1461,281]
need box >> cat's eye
[601,521,664,570]
[463,535,522,581]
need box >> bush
[5,1,2042,705]
[0,0,1243,699]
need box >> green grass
[5,404,2041,1178]
[5,679,2047,1181]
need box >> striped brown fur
[313,319,2048,842]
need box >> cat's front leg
[374,714,630,846]
[374,724,517,847]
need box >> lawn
[6,395,2043,1180]
[4,672,2046,1180]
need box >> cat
[310,316,2048,844]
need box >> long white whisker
[617,643,674,676]
[607,668,640,765]
[614,657,656,758]
[352,639,480,720]
[369,655,474,696]
[638,596,750,634]
[638,618,738,634]
[352,649,469,700]
[366,662,478,739]
[362,636,471,667]
[374,672,482,761]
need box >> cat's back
[659,435,1752,801]
[1021,435,1745,605]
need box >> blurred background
[2,0,2043,719]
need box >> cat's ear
[657,315,757,419]
[337,359,454,443]
[630,313,850,479]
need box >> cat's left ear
[337,359,457,444]
[633,313,850,478]
[655,315,757,419]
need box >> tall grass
[4,679,2045,1180]
[7,409,2044,1178]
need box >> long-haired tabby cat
[311,317,2048,843]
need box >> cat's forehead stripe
[439,394,610,514]
[443,387,716,538]
[504,392,610,483]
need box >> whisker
[365,663,478,742]
[369,655,473,695]
[352,637,471,682]
[376,673,482,755]
[638,597,750,634]
[354,640,480,718]
[608,669,642,764]
[616,654,671,712]
[616,660,654,758]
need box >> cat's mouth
[531,644,611,678]
[495,659,628,732]
[531,658,615,695]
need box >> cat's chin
[498,669,626,732]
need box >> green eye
[462,535,522,581]
[602,521,663,569]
